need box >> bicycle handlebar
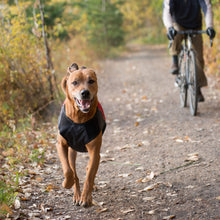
[168,30,213,48]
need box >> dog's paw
[80,194,93,208]
[73,191,81,206]
[62,172,74,189]
[79,200,92,208]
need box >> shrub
[0,5,53,129]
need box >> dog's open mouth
[74,98,92,113]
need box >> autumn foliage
[204,1,220,77]
[0,5,54,130]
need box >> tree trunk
[38,0,60,100]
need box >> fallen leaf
[151,106,158,112]
[135,166,145,171]
[142,171,155,182]
[100,157,115,163]
[14,199,21,209]
[119,144,131,150]
[163,215,176,219]
[185,153,199,161]
[143,184,155,191]
[62,216,71,219]
[118,173,132,178]
[97,208,108,213]
[137,142,143,147]
[41,203,53,213]
[135,122,139,126]
[122,209,135,214]
[93,199,105,207]
[2,148,14,157]
[46,184,59,192]
[148,210,156,215]
[185,185,195,189]
[184,136,192,141]
[0,203,13,215]
[143,196,155,201]
[175,139,184,143]
[36,176,43,182]
[28,170,38,175]
[136,178,143,183]
[216,196,220,200]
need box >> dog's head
[62,63,98,113]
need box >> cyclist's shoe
[175,75,181,87]
[197,87,205,102]
[170,63,179,75]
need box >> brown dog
[56,63,106,207]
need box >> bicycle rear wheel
[188,50,197,116]
[178,51,187,108]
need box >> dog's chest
[58,105,106,152]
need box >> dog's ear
[67,63,79,75]
[61,77,68,95]
[62,63,79,95]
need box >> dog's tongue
[80,100,91,109]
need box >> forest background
[0,0,219,216]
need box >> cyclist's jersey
[163,0,214,29]
[58,103,106,152]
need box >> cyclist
[163,0,216,102]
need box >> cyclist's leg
[169,23,184,74]
[192,33,207,101]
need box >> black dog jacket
[58,104,106,152]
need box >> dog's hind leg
[68,148,81,206]
[56,137,74,189]
[80,132,102,207]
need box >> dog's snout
[81,89,90,99]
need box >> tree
[84,0,124,54]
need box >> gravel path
[20,45,220,220]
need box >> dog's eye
[88,79,95,84]
[72,81,78,86]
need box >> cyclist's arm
[162,0,173,30]
[199,0,214,28]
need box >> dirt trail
[21,45,220,220]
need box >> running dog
[56,63,106,207]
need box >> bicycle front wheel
[178,51,187,108]
[188,50,197,116]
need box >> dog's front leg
[80,132,102,207]
[68,148,81,205]
[56,135,74,189]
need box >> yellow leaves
[45,184,59,192]
[134,121,139,126]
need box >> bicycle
[169,30,213,116]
